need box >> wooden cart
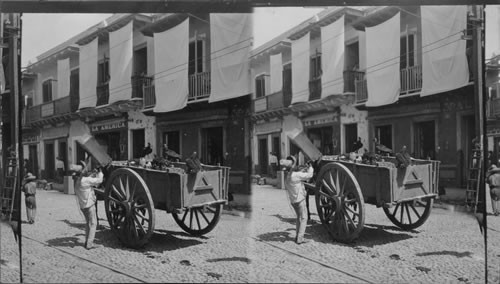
[77,136,229,248]
[290,131,440,243]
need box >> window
[42,79,54,102]
[255,75,266,98]
[400,33,416,69]
[310,52,322,80]
[97,59,110,85]
[375,125,393,152]
[163,131,180,155]
[188,39,204,75]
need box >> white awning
[291,32,310,104]
[209,13,252,103]
[153,19,189,113]
[109,21,133,104]
[365,12,400,107]
[57,58,70,98]
[78,38,98,109]
[321,15,345,97]
[421,6,469,97]
[270,53,283,94]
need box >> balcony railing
[131,75,149,99]
[355,65,423,103]
[344,71,364,93]
[355,76,368,103]
[309,77,321,101]
[25,96,71,124]
[488,97,500,118]
[96,83,109,106]
[143,76,155,109]
[400,65,422,95]
[188,71,210,102]
[253,88,293,114]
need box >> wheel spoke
[133,214,148,236]
[344,205,359,216]
[318,190,333,200]
[391,204,400,218]
[409,203,422,219]
[125,175,130,200]
[199,209,211,224]
[111,185,126,201]
[404,203,412,224]
[206,206,216,214]
[400,202,405,223]
[180,210,188,223]
[118,177,127,200]
[108,195,123,204]
[335,171,342,196]
[189,209,194,229]
[329,172,336,194]
[321,179,335,196]
[194,209,202,230]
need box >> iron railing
[96,83,109,106]
[400,65,422,95]
[25,96,71,124]
[308,77,322,101]
[143,76,155,109]
[188,71,210,101]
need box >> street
[1,185,500,283]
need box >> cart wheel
[172,204,222,236]
[104,168,155,248]
[383,197,433,230]
[315,162,365,243]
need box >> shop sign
[91,119,127,132]
[22,134,40,144]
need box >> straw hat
[24,172,36,181]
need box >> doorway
[272,135,280,160]
[44,141,55,180]
[375,125,393,152]
[201,127,223,165]
[258,137,268,175]
[95,132,121,161]
[344,123,358,153]
[58,140,67,175]
[414,121,436,160]
[307,126,333,155]
[28,145,38,177]
[132,129,145,159]
[460,115,476,187]
[163,131,181,155]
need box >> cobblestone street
[1,185,500,283]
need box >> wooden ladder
[465,149,482,212]
[1,157,19,222]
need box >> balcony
[188,71,210,102]
[355,65,423,104]
[143,76,155,109]
[400,65,422,95]
[488,97,500,119]
[344,71,364,93]
[253,89,292,114]
[25,96,72,126]
[96,83,109,106]
[309,77,322,101]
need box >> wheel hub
[123,202,133,217]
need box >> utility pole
[4,12,23,282]
[471,4,487,282]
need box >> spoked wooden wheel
[104,168,155,248]
[315,162,365,243]
[172,203,222,236]
[383,198,433,230]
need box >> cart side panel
[333,161,393,206]
[181,170,225,208]
[391,163,435,202]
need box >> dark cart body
[290,131,440,242]
[76,135,229,248]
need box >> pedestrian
[71,158,103,249]
[284,155,314,244]
[55,156,65,184]
[269,152,278,178]
[487,164,500,216]
[22,172,38,224]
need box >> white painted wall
[127,110,156,160]
[340,104,368,153]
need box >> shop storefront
[253,120,282,175]
[302,110,341,156]
[90,117,128,161]
[40,124,69,180]
[22,130,41,177]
